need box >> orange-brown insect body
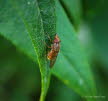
[47,34,60,67]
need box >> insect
[47,34,61,68]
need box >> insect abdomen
[47,50,58,60]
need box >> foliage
[0,0,108,101]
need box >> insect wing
[50,56,57,68]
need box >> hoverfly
[47,34,61,68]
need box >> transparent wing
[50,56,57,68]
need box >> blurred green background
[0,0,108,101]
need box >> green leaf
[60,0,82,28]
[51,1,97,101]
[0,0,36,61]
[0,0,96,101]
[0,0,56,101]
